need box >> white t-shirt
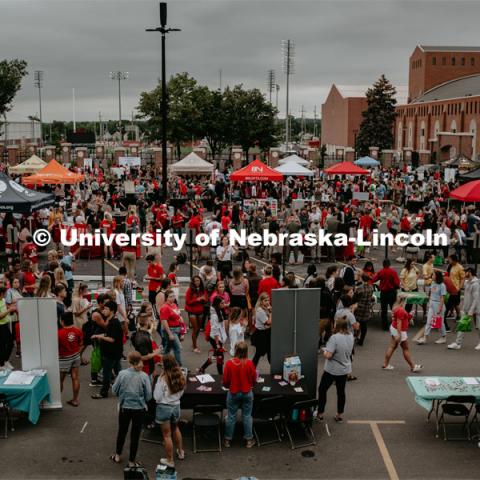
[153,377,184,405]
[229,322,245,356]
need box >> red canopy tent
[229,159,283,182]
[22,159,85,185]
[449,180,480,202]
[324,161,369,176]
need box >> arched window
[451,119,457,133]
[397,122,403,150]
[408,122,413,148]
[434,120,440,138]
[420,121,426,150]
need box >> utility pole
[267,70,275,104]
[146,2,181,201]
[110,71,129,140]
[98,111,103,140]
[282,39,295,149]
[275,84,280,112]
[34,71,44,145]
[313,105,318,137]
[300,105,306,137]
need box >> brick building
[395,46,480,166]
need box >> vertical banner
[18,298,62,409]
[270,288,320,397]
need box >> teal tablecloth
[406,376,480,411]
[0,374,51,424]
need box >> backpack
[123,466,149,480]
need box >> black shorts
[449,293,461,307]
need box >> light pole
[267,70,275,104]
[282,40,295,149]
[146,2,181,201]
[275,84,280,112]
[109,71,129,140]
[34,71,44,145]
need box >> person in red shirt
[382,294,423,372]
[257,266,280,301]
[146,253,165,305]
[171,209,185,235]
[22,236,38,270]
[221,212,231,234]
[185,276,208,353]
[99,212,117,258]
[400,211,411,233]
[222,341,256,448]
[371,259,400,330]
[58,312,83,407]
[159,290,184,365]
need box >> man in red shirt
[146,253,165,305]
[22,236,38,271]
[221,211,231,234]
[371,259,400,331]
[58,312,83,407]
[257,265,280,301]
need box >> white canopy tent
[170,152,214,175]
[275,161,314,177]
[9,155,47,175]
[278,154,309,166]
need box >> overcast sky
[3,0,480,122]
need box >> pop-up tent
[354,156,380,167]
[279,154,309,166]
[170,152,214,175]
[22,159,85,185]
[449,180,480,202]
[0,173,54,214]
[230,159,283,182]
[275,161,314,177]
[324,161,369,175]
[9,155,47,175]
[459,166,480,181]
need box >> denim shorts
[155,403,181,425]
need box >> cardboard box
[283,356,301,385]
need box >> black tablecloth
[181,374,310,410]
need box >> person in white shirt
[154,354,186,468]
[228,307,245,357]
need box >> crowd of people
[0,159,479,470]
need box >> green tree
[222,85,278,159]
[0,59,28,131]
[355,74,397,157]
[137,72,201,159]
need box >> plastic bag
[90,344,102,374]
[456,314,472,332]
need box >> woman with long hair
[399,258,419,313]
[185,275,207,353]
[198,296,227,374]
[154,354,186,468]
[382,294,423,372]
[112,275,128,334]
[228,307,245,357]
[252,293,272,366]
[223,341,256,448]
[159,290,184,366]
[36,275,54,298]
[228,267,249,319]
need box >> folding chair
[468,403,480,440]
[192,404,223,453]
[438,395,475,441]
[283,399,317,450]
[252,395,284,446]
[0,394,14,439]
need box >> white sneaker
[416,337,426,345]
[411,364,423,373]
[435,337,447,344]
[475,343,480,351]
[448,342,461,350]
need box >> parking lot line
[348,420,405,480]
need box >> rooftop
[418,45,480,52]
[413,74,480,103]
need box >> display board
[270,288,320,397]
[18,298,62,409]
[119,156,141,168]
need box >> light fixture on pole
[109,71,129,139]
[267,69,275,104]
[282,39,295,149]
[34,70,44,145]
[146,2,181,201]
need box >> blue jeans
[100,356,121,397]
[161,326,182,366]
[224,390,253,440]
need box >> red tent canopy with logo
[22,159,85,185]
[324,161,369,176]
[229,159,283,182]
[449,180,480,202]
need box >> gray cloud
[3,0,480,122]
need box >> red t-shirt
[258,277,280,300]
[99,219,117,236]
[159,303,182,328]
[391,307,411,332]
[221,215,231,230]
[58,327,83,358]
[223,358,256,394]
[148,263,165,292]
[168,272,177,285]
[23,243,38,264]
[23,271,36,293]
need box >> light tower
[282,39,295,148]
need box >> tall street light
[282,39,295,149]
[109,71,129,139]
[146,2,181,201]
[34,70,44,145]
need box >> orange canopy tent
[22,159,85,185]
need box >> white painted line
[80,421,88,433]
[325,423,331,437]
